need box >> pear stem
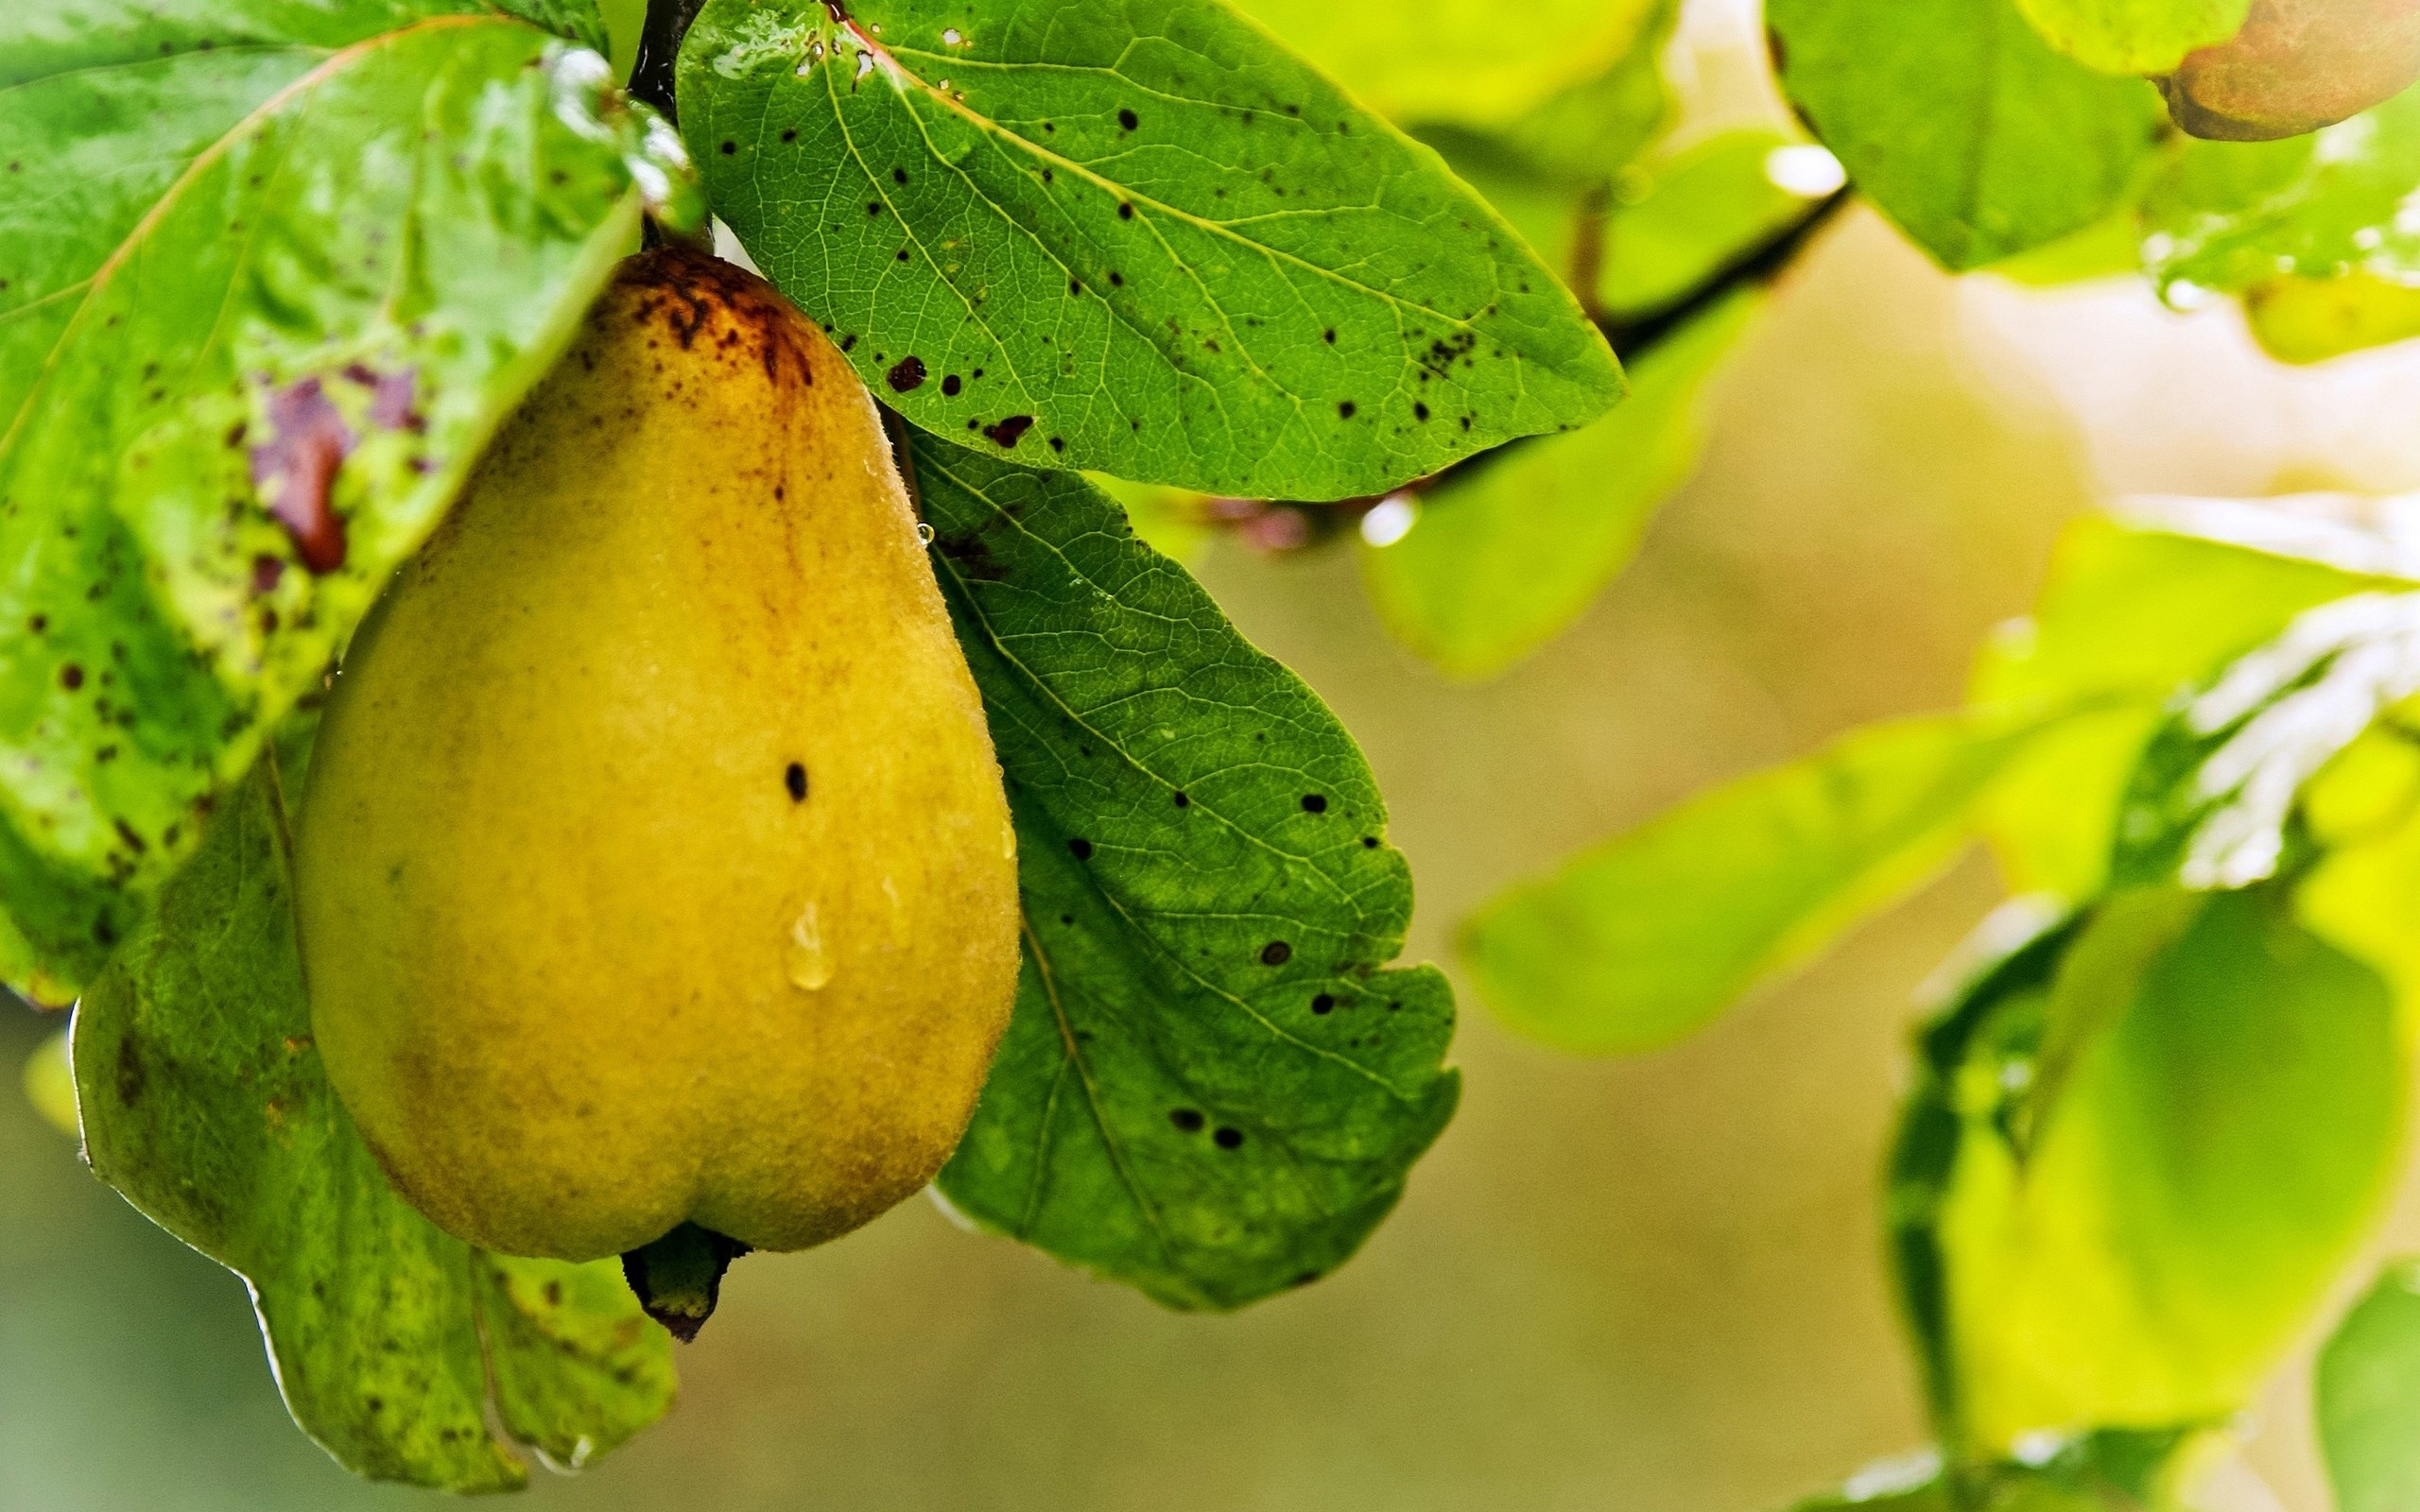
[621,1222,751,1342]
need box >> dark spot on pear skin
[614,247,815,387]
[785,762,807,801]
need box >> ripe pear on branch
[294,246,1020,1334]
[2158,0,2420,141]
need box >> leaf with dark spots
[679,0,1617,498]
[0,0,699,1004]
[887,354,928,391]
[917,435,1456,1311]
[251,378,354,574]
[933,525,1009,581]
[113,1030,146,1107]
[364,368,424,433]
[75,749,675,1490]
[981,414,1035,449]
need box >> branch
[1598,188,1853,359]
[1158,189,1856,553]
[628,0,707,123]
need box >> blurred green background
[13,3,2420,1508]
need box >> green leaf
[70,754,674,1489]
[1899,883,2401,1452]
[2013,0,2252,75]
[1971,507,2395,897]
[1406,135,1590,303]
[2110,592,2420,891]
[1974,706,2166,901]
[0,0,696,1004]
[1464,712,2049,1056]
[475,1251,677,1469]
[2142,89,2420,299]
[912,436,1457,1311]
[1359,289,1760,681]
[1972,508,2390,713]
[1984,204,2152,286]
[2319,1260,2420,1512]
[1469,0,1678,190]
[2242,272,2420,363]
[1596,130,1826,320]
[2299,742,2420,1001]
[1219,0,1669,133]
[676,0,1621,500]
[1768,0,2164,269]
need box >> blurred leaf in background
[2320,1261,2420,1512]
[1596,131,1834,321]
[2243,274,2420,364]
[1769,0,2164,269]
[1360,289,1761,681]
[2012,0,2252,75]
[1783,1428,2205,1510]
[2109,593,2420,892]
[1972,506,2396,899]
[2142,88,2420,361]
[1361,129,1841,683]
[1464,713,2047,1055]
[20,1025,76,1139]
[1222,0,1670,135]
[1894,885,2402,1453]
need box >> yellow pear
[295,246,1020,1264]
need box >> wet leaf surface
[678,0,1620,499]
[0,0,693,1002]
[915,435,1457,1310]
[1769,0,2163,270]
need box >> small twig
[1598,188,1852,358]
[1567,183,1613,326]
[1190,188,1858,553]
[628,0,706,123]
